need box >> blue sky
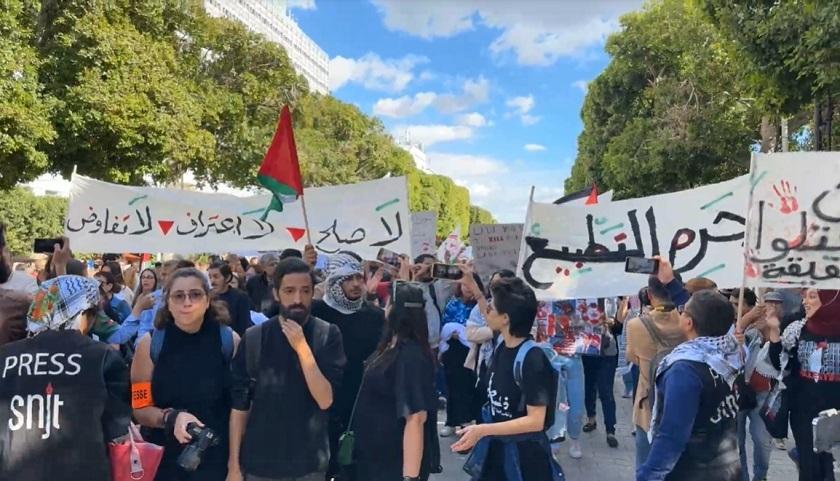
[290,0,643,222]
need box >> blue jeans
[738,400,772,481]
[582,355,618,433]
[635,426,651,468]
[548,354,584,441]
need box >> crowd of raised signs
[0,218,838,481]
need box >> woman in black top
[131,268,240,481]
[353,282,439,481]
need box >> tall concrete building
[204,0,330,94]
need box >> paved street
[431,379,799,481]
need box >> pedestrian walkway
[433,381,800,480]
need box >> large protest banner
[470,223,523,282]
[410,211,437,258]
[745,152,840,289]
[519,175,751,299]
[65,174,411,258]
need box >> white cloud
[456,112,487,127]
[373,92,437,118]
[372,76,489,119]
[506,95,540,125]
[524,143,546,152]
[287,0,316,9]
[370,0,643,66]
[572,80,589,93]
[394,124,475,147]
[426,152,509,178]
[328,53,429,92]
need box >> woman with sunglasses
[351,281,440,481]
[131,268,239,481]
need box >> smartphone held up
[432,263,463,281]
[33,238,64,254]
[376,248,401,268]
[625,256,659,275]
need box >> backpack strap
[639,314,666,348]
[513,340,538,389]
[245,323,263,381]
[310,317,332,354]
[150,328,165,364]
[219,325,234,363]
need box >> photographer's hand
[174,412,204,444]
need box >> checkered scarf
[27,275,100,335]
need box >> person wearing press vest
[351,281,439,481]
[228,258,346,481]
[311,252,386,481]
[451,277,562,481]
[131,267,240,481]
[637,289,743,481]
[0,275,131,481]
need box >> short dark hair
[491,277,538,338]
[414,254,436,264]
[492,269,516,280]
[685,289,734,337]
[638,287,651,307]
[729,288,757,308]
[175,259,195,269]
[66,259,86,276]
[239,258,249,272]
[686,277,717,294]
[208,261,232,282]
[280,248,303,260]
[272,257,316,289]
[647,277,672,306]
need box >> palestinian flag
[258,105,304,220]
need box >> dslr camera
[177,423,220,471]
[813,408,840,475]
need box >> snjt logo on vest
[3,353,82,440]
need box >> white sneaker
[569,440,583,459]
[439,425,455,437]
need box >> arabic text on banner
[410,211,437,258]
[470,223,523,282]
[65,174,411,258]
[745,152,840,289]
[518,175,751,299]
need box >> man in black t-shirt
[228,258,347,481]
[451,277,561,481]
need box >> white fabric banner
[65,174,411,258]
[410,211,437,258]
[470,223,523,282]
[518,175,751,299]
[745,152,840,289]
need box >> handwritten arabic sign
[65,174,411,258]
[519,175,751,299]
[745,152,840,288]
[470,223,523,282]
[410,211,437,258]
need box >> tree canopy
[0,0,492,253]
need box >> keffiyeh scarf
[649,334,743,440]
[27,275,100,335]
[323,254,364,315]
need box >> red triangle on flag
[585,185,599,205]
[158,220,175,235]
[286,228,306,242]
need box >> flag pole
[300,193,313,246]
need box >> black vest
[0,330,130,481]
[660,360,741,481]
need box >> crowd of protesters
[0,220,838,481]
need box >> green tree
[469,206,495,226]
[0,188,67,255]
[0,0,55,189]
[566,0,761,199]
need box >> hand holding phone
[432,263,463,280]
[33,238,64,254]
[376,248,401,268]
[625,257,660,275]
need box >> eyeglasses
[169,290,206,304]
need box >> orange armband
[131,382,154,409]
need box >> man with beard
[311,253,385,481]
[229,258,347,481]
